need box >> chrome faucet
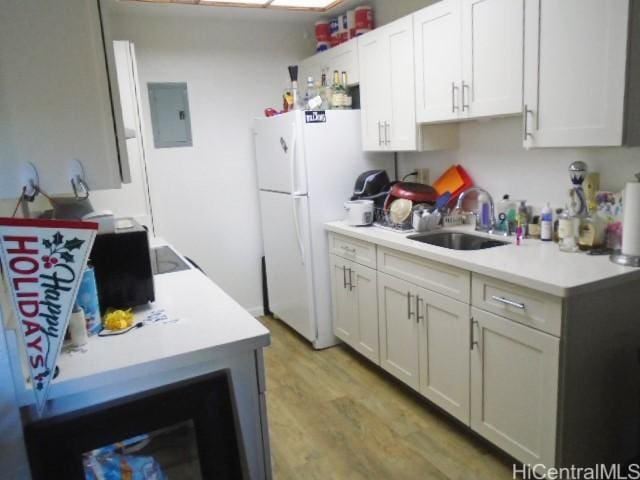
[455,187,499,234]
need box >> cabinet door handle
[384,122,390,146]
[470,317,478,350]
[451,82,459,113]
[491,295,526,310]
[523,105,533,140]
[416,295,424,324]
[461,81,470,111]
[348,268,355,291]
[343,265,347,289]
[340,245,356,254]
[378,121,383,146]
[407,292,415,319]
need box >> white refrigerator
[254,110,390,349]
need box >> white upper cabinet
[414,0,462,123]
[386,17,421,151]
[414,0,523,124]
[327,41,359,85]
[523,0,630,147]
[0,0,130,198]
[299,39,359,87]
[359,16,423,151]
[359,29,391,151]
[461,0,523,118]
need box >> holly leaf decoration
[63,238,84,251]
[52,232,63,246]
[42,239,51,248]
[60,251,74,263]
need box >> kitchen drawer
[377,247,470,303]
[329,233,376,268]
[471,274,562,337]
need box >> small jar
[558,209,580,252]
[578,214,606,251]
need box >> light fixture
[199,0,269,5]
[270,0,340,8]
[130,0,344,12]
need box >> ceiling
[110,0,364,22]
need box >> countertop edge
[324,222,640,298]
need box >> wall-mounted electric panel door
[148,82,193,148]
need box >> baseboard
[246,306,265,317]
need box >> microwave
[89,221,155,314]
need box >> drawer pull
[470,317,478,350]
[343,265,347,289]
[416,295,424,324]
[341,245,356,254]
[491,295,525,310]
[407,292,415,319]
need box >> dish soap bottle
[516,200,528,244]
[540,203,553,242]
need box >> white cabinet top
[11,243,270,407]
[325,221,640,297]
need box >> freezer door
[259,190,315,341]
[253,112,307,194]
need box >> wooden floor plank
[261,316,513,480]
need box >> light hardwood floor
[260,316,515,480]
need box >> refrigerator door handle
[288,123,305,264]
[288,123,301,195]
[292,194,306,265]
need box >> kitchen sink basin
[407,231,509,250]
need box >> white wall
[400,116,640,209]
[110,9,313,314]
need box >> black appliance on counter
[350,169,393,209]
[90,221,155,313]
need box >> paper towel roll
[622,182,640,256]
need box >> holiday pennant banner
[0,217,97,415]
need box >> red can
[315,20,330,42]
[355,6,374,30]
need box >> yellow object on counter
[103,309,134,331]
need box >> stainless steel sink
[407,231,509,250]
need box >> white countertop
[325,221,640,297]
[13,243,270,406]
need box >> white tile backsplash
[401,116,640,210]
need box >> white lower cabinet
[328,232,563,465]
[470,307,559,466]
[377,272,471,423]
[330,255,380,364]
[377,273,421,389]
[419,288,470,423]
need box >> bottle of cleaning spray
[541,203,553,241]
[516,201,528,245]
